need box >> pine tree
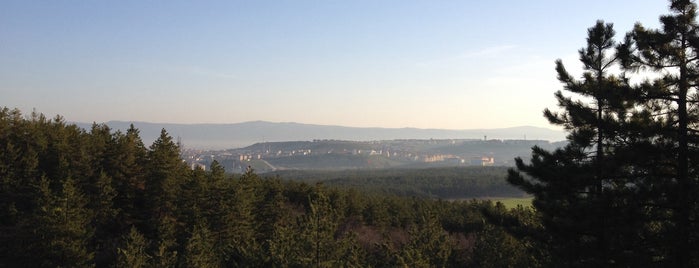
[109,124,147,229]
[306,187,338,267]
[208,160,225,183]
[221,167,262,266]
[179,166,207,228]
[399,214,454,268]
[334,231,365,268]
[0,108,22,226]
[508,21,635,266]
[268,183,344,267]
[151,215,179,268]
[184,223,219,268]
[268,221,300,267]
[33,177,95,267]
[617,1,699,265]
[117,226,151,268]
[145,129,186,220]
[254,178,288,251]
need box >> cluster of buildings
[181,138,503,172]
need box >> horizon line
[70,119,562,132]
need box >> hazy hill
[74,120,566,149]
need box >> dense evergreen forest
[270,167,525,199]
[4,1,699,267]
[0,108,541,267]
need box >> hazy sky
[1,1,668,129]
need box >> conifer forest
[3,0,699,267]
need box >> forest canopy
[3,0,699,267]
[0,107,540,267]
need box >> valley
[182,138,565,173]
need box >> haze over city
[1,1,666,129]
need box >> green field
[491,197,533,209]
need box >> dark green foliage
[117,226,150,268]
[509,1,699,267]
[221,168,263,267]
[619,1,699,266]
[145,129,187,222]
[34,177,95,267]
[184,223,219,268]
[272,166,524,199]
[399,215,454,267]
[0,107,538,267]
[508,19,661,267]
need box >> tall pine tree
[617,0,699,266]
[508,21,637,266]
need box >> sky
[0,1,670,130]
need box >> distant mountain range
[74,120,566,149]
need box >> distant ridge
[74,121,566,149]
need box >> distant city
[182,138,564,173]
[72,120,566,173]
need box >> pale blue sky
[1,1,667,129]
